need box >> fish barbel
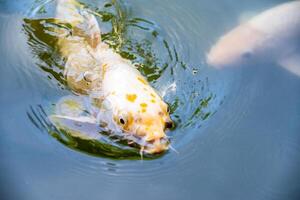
[52,0,173,154]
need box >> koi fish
[51,0,173,154]
[206,1,300,76]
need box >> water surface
[1,0,300,200]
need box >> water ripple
[21,0,238,178]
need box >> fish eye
[117,112,128,126]
[242,51,252,59]
[119,117,126,125]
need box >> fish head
[113,95,173,154]
[207,24,264,68]
[106,79,173,154]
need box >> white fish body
[207,1,300,76]
[52,0,173,154]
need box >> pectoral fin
[278,54,300,76]
[50,115,102,139]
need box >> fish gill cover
[24,0,218,160]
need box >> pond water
[1,0,300,199]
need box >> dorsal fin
[56,0,101,49]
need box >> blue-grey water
[1,0,300,200]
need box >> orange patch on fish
[143,118,154,126]
[142,109,147,113]
[140,103,148,108]
[150,93,156,98]
[123,112,134,131]
[102,63,108,79]
[137,77,147,85]
[126,94,137,103]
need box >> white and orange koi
[50,0,173,154]
[207,1,300,76]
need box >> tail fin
[56,0,101,48]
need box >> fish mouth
[142,137,170,154]
[123,133,169,154]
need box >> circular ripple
[22,0,243,179]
